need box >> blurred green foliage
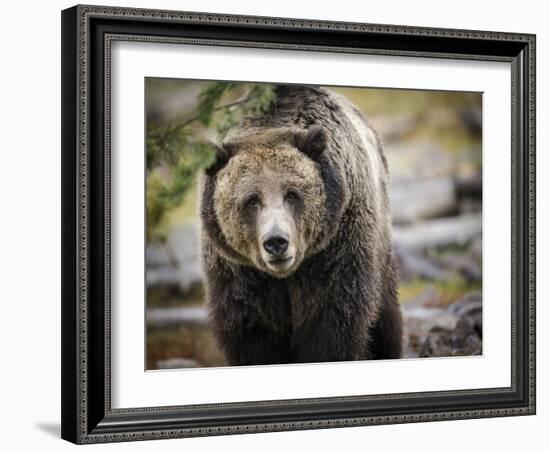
[146,82,275,240]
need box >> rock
[448,292,482,314]
[403,303,458,350]
[420,329,481,358]
[419,326,454,357]
[417,292,482,357]
[451,292,482,339]
[419,323,482,358]
[402,331,422,358]
[451,317,482,355]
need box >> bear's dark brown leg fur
[290,306,373,362]
[206,262,293,366]
[213,321,292,366]
[370,296,403,359]
[287,247,381,362]
[370,255,403,359]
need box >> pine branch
[177,98,249,129]
[146,82,276,241]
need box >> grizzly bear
[199,85,402,365]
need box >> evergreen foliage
[146,82,275,240]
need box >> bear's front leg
[291,302,373,363]
[289,257,379,363]
[213,319,292,366]
[206,264,293,366]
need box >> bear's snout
[263,234,289,258]
[257,208,298,277]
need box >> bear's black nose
[263,235,289,257]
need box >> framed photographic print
[61,4,536,444]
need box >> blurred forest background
[145,79,483,370]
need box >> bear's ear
[204,143,234,177]
[293,125,327,161]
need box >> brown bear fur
[199,85,403,365]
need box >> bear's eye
[243,193,261,210]
[284,190,301,203]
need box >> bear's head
[206,125,331,278]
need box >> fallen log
[394,246,453,282]
[155,358,199,370]
[391,177,457,224]
[147,306,208,328]
[391,174,482,224]
[392,212,482,251]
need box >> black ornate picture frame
[61,4,536,444]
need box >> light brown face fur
[213,144,326,278]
